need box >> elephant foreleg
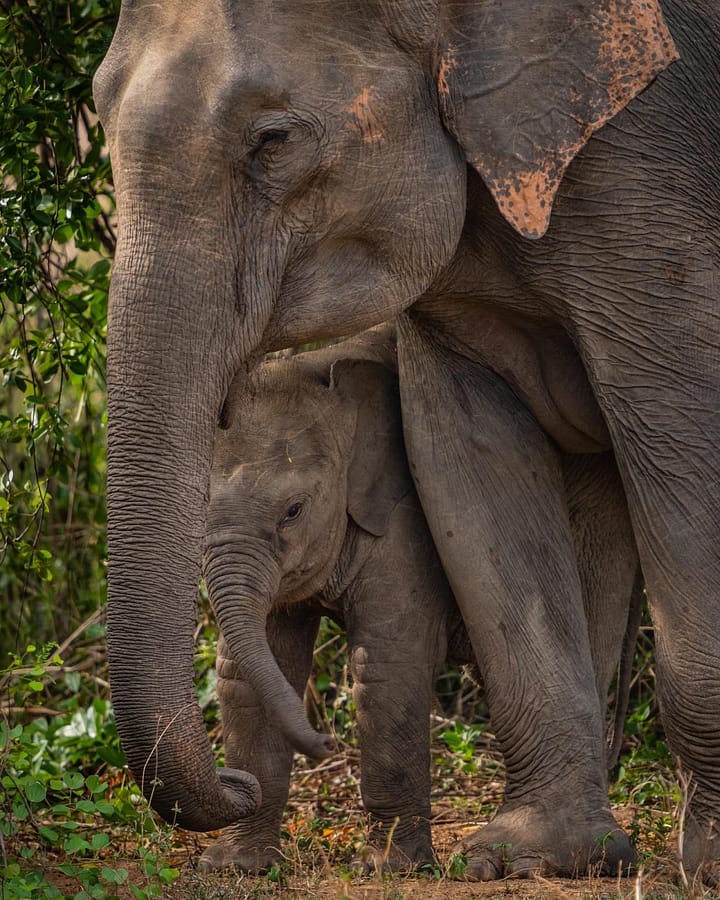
[397,316,634,880]
[198,606,321,872]
[344,512,449,873]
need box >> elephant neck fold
[316,520,373,609]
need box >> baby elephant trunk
[203,534,334,760]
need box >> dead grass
[9,614,715,899]
[12,723,715,899]
[146,733,716,900]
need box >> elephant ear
[329,357,412,538]
[437,0,678,238]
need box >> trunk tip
[298,731,336,761]
[218,766,263,815]
[154,767,262,832]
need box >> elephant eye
[248,128,292,178]
[246,116,322,183]
[250,129,290,163]
[279,501,304,528]
[258,129,289,149]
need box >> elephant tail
[606,568,645,771]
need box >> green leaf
[158,866,179,885]
[67,357,88,374]
[25,780,47,803]
[64,669,82,693]
[91,833,110,850]
[89,258,111,277]
[97,747,125,767]
[54,222,74,243]
[63,771,85,790]
[59,863,79,876]
[50,803,71,816]
[101,866,128,884]
[39,825,60,844]
[85,775,108,795]
[76,799,97,814]
[64,833,91,854]
[94,799,116,817]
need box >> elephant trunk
[107,422,262,829]
[105,233,265,830]
[203,536,334,760]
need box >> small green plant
[1,645,181,900]
[445,851,468,879]
[264,863,286,886]
[416,861,443,880]
[439,722,482,774]
[310,618,356,746]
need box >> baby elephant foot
[198,825,283,874]
[454,802,635,880]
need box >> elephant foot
[681,812,720,887]
[198,826,282,874]
[453,801,635,880]
[353,826,436,874]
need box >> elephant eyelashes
[247,128,295,180]
[279,501,304,528]
[251,130,290,162]
[258,130,289,148]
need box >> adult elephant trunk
[105,208,270,830]
[203,536,334,759]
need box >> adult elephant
[93,0,720,881]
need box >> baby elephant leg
[345,512,451,872]
[199,607,321,873]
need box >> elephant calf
[200,326,640,874]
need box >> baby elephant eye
[279,501,304,527]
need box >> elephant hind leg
[560,450,641,766]
[579,309,720,884]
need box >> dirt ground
[31,728,705,899]
[154,746,696,899]
[161,815,688,900]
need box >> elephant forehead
[239,367,340,439]
[172,0,398,113]
[226,451,336,490]
[234,409,340,457]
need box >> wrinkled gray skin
[94,0,720,881]
[200,328,640,873]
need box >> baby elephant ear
[330,358,412,538]
[437,0,678,238]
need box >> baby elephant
[200,326,640,873]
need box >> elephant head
[93,0,675,829]
[205,333,410,755]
